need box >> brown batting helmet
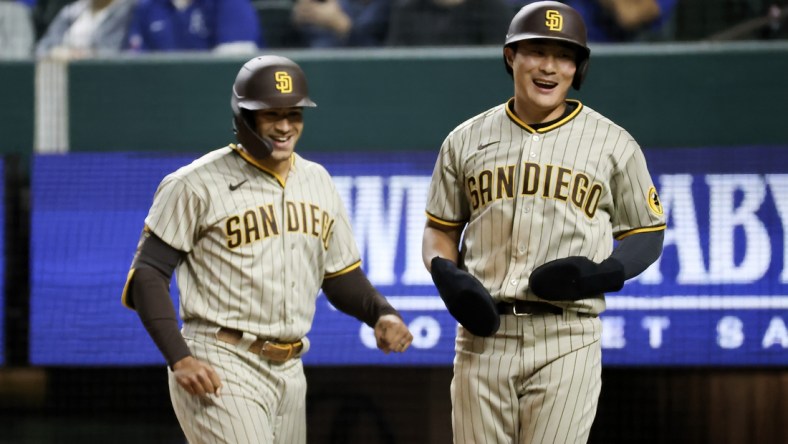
[231,55,317,158]
[503,1,591,90]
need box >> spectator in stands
[508,0,678,42]
[573,0,679,41]
[30,0,94,40]
[0,0,35,57]
[29,0,72,39]
[387,0,512,46]
[125,0,262,53]
[291,0,392,47]
[34,0,135,59]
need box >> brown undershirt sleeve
[321,268,400,327]
[611,230,664,279]
[130,268,191,368]
[128,231,191,368]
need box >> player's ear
[504,46,516,70]
[503,43,517,74]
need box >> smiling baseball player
[423,2,666,443]
[121,55,412,444]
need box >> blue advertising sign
[29,146,788,366]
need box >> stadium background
[1,1,788,443]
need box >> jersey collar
[505,98,583,134]
[230,143,294,188]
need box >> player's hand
[374,314,413,354]
[172,356,223,397]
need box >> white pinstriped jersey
[144,144,360,341]
[426,99,666,315]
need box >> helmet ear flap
[232,108,274,158]
[573,57,589,90]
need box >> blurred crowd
[0,0,786,59]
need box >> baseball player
[121,55,413,444]
[422,2,666,443]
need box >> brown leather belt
[216,327,303,363]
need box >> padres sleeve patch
[647,186,664,216]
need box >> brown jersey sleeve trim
[425,212,465,227]
[324,260,362,279]
[123,229,184,309]
[614,224,667,241]
[121,269,136,310]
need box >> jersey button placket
[279,186,299,325]
[506,137,535,295]
[530,134,540,159]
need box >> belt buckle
[511,303,532,317]
[260,341,294,363]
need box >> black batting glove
[430,257,500,337]
[529,256,625,301]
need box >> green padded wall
[0,61,35,155]
[10,41,788,154]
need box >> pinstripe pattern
[426,99,664,314]
[426,99,665,443]
[170,335,307,444]
[146,145,359,340]
[451,314,601,444]
[146,144,359,443]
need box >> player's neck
[237,145,292,183]
[529,101,578,130]
[513,101,567,126]
[257,156,291,183]
[510,101,574,127]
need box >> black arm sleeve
[321,268,400,328]
[610,230,665,279]
[128,231,192,368]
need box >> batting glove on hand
[430,257,500,337]
[529,256,625,301]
